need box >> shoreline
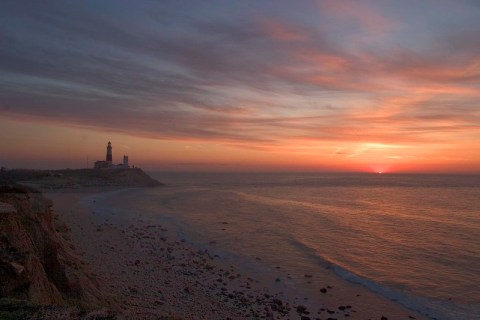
[46,186,429,320]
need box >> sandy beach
[46,187,428,320]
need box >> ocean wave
[92,183,480,320]
[288,236,479,320]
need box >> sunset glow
[1,1,479,173]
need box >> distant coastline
[0,167,163,190]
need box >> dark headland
[0,168,163,190]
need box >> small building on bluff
[94,141,130,169]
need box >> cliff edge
[0,185,116,319]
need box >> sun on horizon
[0,1,479,174]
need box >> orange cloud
[315,0,395,35]
[257,18,308,42]
[2,1,480,173]
[294,50,351,71]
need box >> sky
[1,0,479,173]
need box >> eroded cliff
[0,185,116,318]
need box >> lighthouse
[106,141,112,165]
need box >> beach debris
[9,262,25,275]
[44,201,421,320]
[296,304,308,314]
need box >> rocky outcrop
[0,185,112,310]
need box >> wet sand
[46,188,428,320]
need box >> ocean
[103,172,480,320]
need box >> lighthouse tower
[106,141,112,165]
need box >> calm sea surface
[110,172,480,320]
